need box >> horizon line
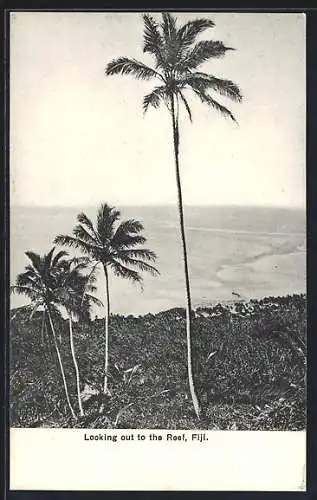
[10,203,306,210]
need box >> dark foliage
[10,294,306,430]
[105,12,242,122]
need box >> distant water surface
[10,205,306,315]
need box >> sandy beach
[10,205,306,315]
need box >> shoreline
[10,205,305,315]
[10,292,306,320]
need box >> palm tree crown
[55,257,102,321]
[106,13,242,121]
[54,203,159,284]
[11,247,69,316]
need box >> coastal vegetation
[10,293,306,430]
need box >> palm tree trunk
[41,311,50,363]
[103,265,111,395]
[170,94,201,419]
[44,316,54,362]
[47,310,77,419]
[40,311,45,346]
[68,314,84,417]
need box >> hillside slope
[10,294,306,430]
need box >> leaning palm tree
[105,12,242,419]
[11,248,77,419]
[56,257,102,417]
[54,203,159,397]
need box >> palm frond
[16,268,38,280]
[161,13,184,67]
[112,256,159,277]
[96,203,120,243]
[111,219,146,250]
[143,85,167,113]
[20,268,42,288]
[114,218,144,236]
[183,40,234,69]
[193,89,237,121]
[24,264,39,274]
[114,234,147,249]
[73,224,99,246]
[77,212,100,240]
[10,285,40,300]
[63,260,99,308]
[161,12,177,44]
[178,18,215,47]
[54,234,97,256]
[186,72,242,102]
[61,260,94,293]
[70,256,92,268]
[115,248,157,262]
[15,272,42,290]
[55,282,82,311]
[178,91,193,122]
[105,57,160,81]
[67,269,98,294]
[98,202,119,219]
[143,14,165,69]
[25,251,41,271]
[44,247,56,270]
[57,260,94,308]
[51,250,69,268]
[83,260,100,283]
[84,294,103,308]
[109,260,143,285]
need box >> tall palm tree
[105,12,242,419]
[56,257,102,417]
[11,248,77,419]
[54,203,159,397]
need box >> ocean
[10,205,306,315]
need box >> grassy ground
[10,294,306,430]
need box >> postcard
[9,11,306,491]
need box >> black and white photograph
[9,10,306,491]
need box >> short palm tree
[56,256,102,417]
[105,12,242,419]
[11,248,77,419]
[54,203,159,397]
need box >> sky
[10,11,306,208]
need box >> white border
[10,429,306,491]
